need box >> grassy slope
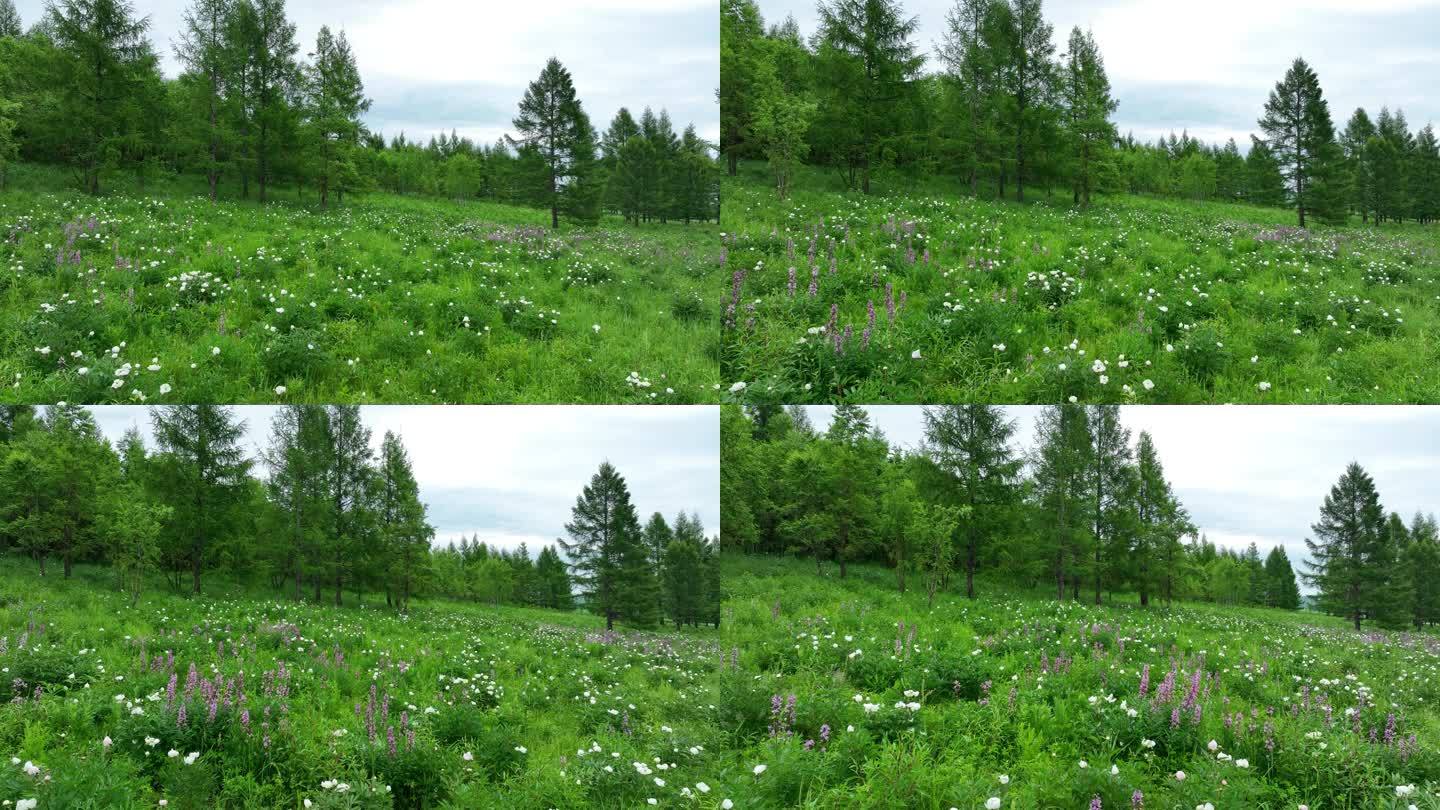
[1,164,720,404]
[719,553,1440,809]
[720,162,1440,404]
[0,556,744,809]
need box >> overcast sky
[16,0,718,146]
[84,406,719,555]
[803,405,1440,589]
[755,0,1440,148]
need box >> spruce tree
[1303,462,1389,631]
[1257,57,1346,226]
[1131,431,1188,607]
[1262,545,1301,610]
[1245,135,1286,206]
[1001,0,1057,202]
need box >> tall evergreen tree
[1257,57,1346,226]
[921,405,1020,598]
[1340,107,1377,223]
[509,57,593,228]
[1086,405,1131,605]
[1245,135,1286,206]
[151,405,252,594]
[1031,404,1090,601]
[375,430,431,611]
[1059,25,1114,207]
[1303,462,1391,631]
[303,25,369,208]
[560,462,655,629]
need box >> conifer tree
[323,404,373,605]
[1059,25,1115,207]
[263,406,332,599]
[922,405,1020,598]
[509,57,593,228]
[151,405,252,594]
[561,462,655,629]
[1031,404,1090,600]
[1245,135,1286,206]
[0,0,19,37]
[1086,405,1131,604]
[303,26,369,208]
[1304,462,1390,631]
[1262,545,1301,609]
[1000,0,1056,202]
[815,0,923,194]
[1257,57,1346,226]
[375,430,431,611]
[1340,107,1377,223]
[174,0,231,201]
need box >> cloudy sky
[85,406,719,555]
[804,405,1440,589]
[16,0,718,146]
[755,0,1440,148]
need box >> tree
[912,502,965,607]
[1085,405,1131,605]
[1340,107,1377,223]
[1031,404,1090,600]
[1262,545,1300,610]
[644,512,674,618]
[151,405,252,594]
[174,0,231,201]
[1131,431,1189,607]
[720,0,766,175]
[232,0,300,201]
[263,405,332,599]
[323,404,373,605]
[815,0,924,194]
[922,405,1020,599]
[1059,25,1115,207]
[753,87,815,200]
[375,430,431,612]
[1405,513,1440,629]
[560,462,653,629]
[1000,0,1057,202]
[939,0,1003,195]
[46,0,158,193]
[1304,462,1390,631]
[303,25,369,208]
[1245,135,1286,207]
[509,58,594,228]
[534,545,574,610]
[1257,57,1346,227]
[0,0,20,37]
[103,485,171,606]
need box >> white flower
[753,764,767,776]
[1196,804,1214,810]
[22,761,40,776]
[696,782,710,794]
[462,752,474,762]
[986,799,1001,810]
[1257,381,1272,392]
[1175,770,1186,781]
[1091,359,1106,374]
[304,801,312,809]
[1110,764,1118,775]
[145,736,160,747]
[722,801,734,810]
[211,347,221,355]
[998,775,1009,785]
[183,752,199,766]
[729,381,746,393]
[1396,785,1416,798]
[103,736,113,748]
[158,384,171,395]
[167,750,179,758]
[17,800,37,810]
[592,324,601,333]
[1142,379,1154,390]
[1207,739,1218,752]
[514,746,527,754]
[1235,758,1248,768]
[274,385,287,396]
[1078,760,1088,769]
[911,349,922,359]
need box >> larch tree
[323,404,373,605]
[303,25,369,208]
[561,461,650,630]
[1257,57,1346,227]
[1131,430,1188,607]
[375,430,431,612]
[1000,0,1056,202]
[0,0,20,36]
[174,0,231,201]
[1340,107,1377,223]
[151,405,252,594]
[815,0,924,194]
[1304,462,1390,631]
[1060,25,1115,207]
[922,405,1020,599]
[509,57,592,228]
[1085,404,1131,605]
[1031,403,1090,601]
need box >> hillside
[717,553,1440,808]
[0,168,721,404]
[0,557,747,809]
[719,164,1440,404]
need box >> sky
[753,0,1440,149]
[802,405,1440,589]
[84,405,720,555]
[16,0,719,146]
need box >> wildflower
[998,775,1009,785]
[911,350,922,359]
[1175,770,1185,781]
[592,324,601,333]
[158,384,172,395]
[753,764,767,776]
[17,800,37,810]
[167,750,179,758]
[696,782,710,794]
[729,381,746,393]
[22,761,40,776]
[1396,785,1416,798]
[1142,379,1154,390]
[1207,740,1218,752]
[183,752,199,766]
[274,385,287,396]
[722,801,734,810]
[1257,381,1271,391]
[462,752,473,762]
[987,799,1001,810]
[103,736,112,748]
[1235,758,1248,768]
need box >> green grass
[719,162,1440,404]
[0,556,754,808]
[0,164,721,404]
[718,553,1440,808]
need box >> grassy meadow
[720,164,1440,404]
[718,554,1440,809]
[0,556,759,809]
[0,166,721,404]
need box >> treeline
[720,403,1302,611]
[0,0,719,226]
[0,405,720,631]
[1306,463,1440,631]
[719,0,1440,227]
